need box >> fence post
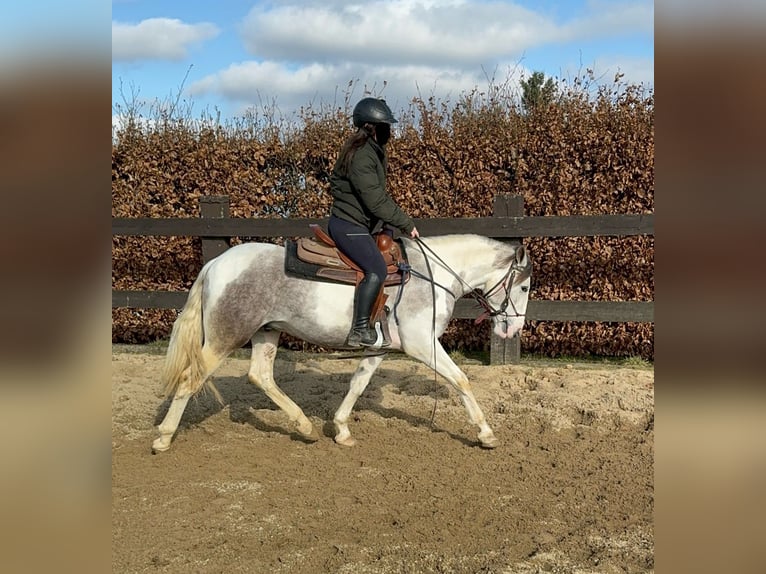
[490,194,524,365]
[200,196,231,263]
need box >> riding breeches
[327,216,387,283]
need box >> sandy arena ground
[112,346,654,573]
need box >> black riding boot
[347,273,382,348]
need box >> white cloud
[112,18,219,62]
[236,1,653,67]
[115,2,653,119]
[238,1,554,66]
[188,58,532,119]
[561,1,654,41]
[185,1,652,115]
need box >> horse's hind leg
[152,345,226,453]
[248,329,317,441]
[406,342,499,448]
[334,354,386,447]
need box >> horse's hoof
[151,437,171,453]
[479,435,499,449]
[298,429,320,443]
[334,435,357,448]
[296,418,315,438]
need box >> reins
[394,237,524,429]
[413,237,440,428]
[402,237,525,324]
[341,238,526,423]
[471,260,525,325]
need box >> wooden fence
[112,194,654,364]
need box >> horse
[152,233,532,453]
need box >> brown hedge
[112,77,654,360]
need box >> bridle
[395,237,528,326]
[470,259,527,325]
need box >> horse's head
[481,244,532,339]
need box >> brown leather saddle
[294,224,408,286]
[284,225,410,346]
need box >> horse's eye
[521,286,529,293]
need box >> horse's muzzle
[493,316,525,339]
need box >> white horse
[152,234,532,453]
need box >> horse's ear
[515,245,527,265]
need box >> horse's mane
[428,235,531,281]
[410,234,528,279]
[412,233,499,250]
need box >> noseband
[471,261,527,325]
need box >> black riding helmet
[352,97,398,127]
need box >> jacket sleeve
[348,150,415,233]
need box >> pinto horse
[152,234,532,453]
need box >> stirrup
[346,326,385,348]
[372,321,390,348]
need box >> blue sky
[112,0,654,124]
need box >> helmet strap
[361,123,376,139]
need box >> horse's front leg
[334,354,386,447]
[407,341,499,449]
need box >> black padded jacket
[329,138,415,234]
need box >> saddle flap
[309,223,336,247]
[297,237,346,268]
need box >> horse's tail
[160,262,221,402]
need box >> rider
[328,97,420,347]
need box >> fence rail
[111,290,653,323]
[112,195,654,363]
[112,214,654,238]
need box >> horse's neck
[421,235,499,295]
